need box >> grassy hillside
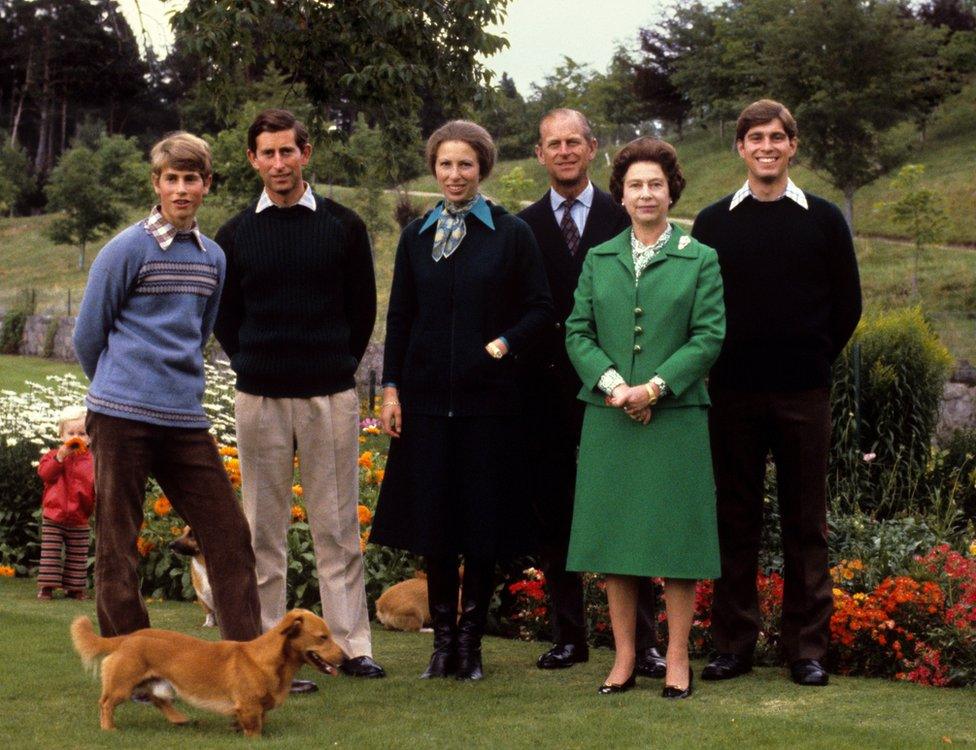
[1,84,973,359]
[412,81,976,245]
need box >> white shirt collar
[729,177,808,211]
[549,180,594,212]
[255,182,317,213]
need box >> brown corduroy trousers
[87,411,261,641]
[707,386,834,662]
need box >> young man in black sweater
[517,108,665,676]
[214,109,383,689]
[692,100,861,687]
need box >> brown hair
[150,132,212,178]
[538,108,595,143]
[608,137,686,205]
[425,120,496,180]
[247,109,309,153]
[735,99,798,142]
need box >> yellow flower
[218,445,238,457]
[292,484,303,497]
[358,504,373,525]
[153,496,172,516]
[969,540,976,557]
[358,436,366,444]
[170,526,183,537]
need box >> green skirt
[566,404,720,579]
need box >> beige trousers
[235,388,372,658]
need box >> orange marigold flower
[358,504,373,525]
[373,469,385,484]
[291,505,307,522]
[64,436,88,454]
[0,565,15,577]
[218,445,238,457]
[153,496,172,516]
[358,451,374,469]
[359,533,368,553]
[136,537,155,556]
[292,484,303,497]
[171,526,183,537]
[358,436,366,444]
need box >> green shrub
[0,440,44,572]
[830,307,954,516]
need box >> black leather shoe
[537,643,589,669]
[634,646,667,678]
[662,666,694,699]
[597,671,636,695]
[790,658,829,686]
[289,679,319,694]
[339,655,386,678]
[701,652,753,681]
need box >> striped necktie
[560,199,580,256]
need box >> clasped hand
[605,383,657,425]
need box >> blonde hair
[58,405,86,434]
[150,131,212,178]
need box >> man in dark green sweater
[214,109,384,689]
[692,100,861,687]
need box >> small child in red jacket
[37,405,94,600]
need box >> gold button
[633,344,642,353]
[634,326,643,335]
[634,307,643,316]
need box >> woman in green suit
[565,137,725,699]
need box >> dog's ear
[281,614,304,639]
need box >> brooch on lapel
[678,235,691,250]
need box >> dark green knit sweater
[214,194,376,398]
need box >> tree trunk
[34,28,52,176]
[78,239,86,272]
[842,187,855,233]
[10,48,32,146]
[60,95,68,154]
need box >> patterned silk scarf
[431,195,478,262]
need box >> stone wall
[11,314,78,361]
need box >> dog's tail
[70,616,115,672]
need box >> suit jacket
[517,186,629,388]
[566,224,725,408]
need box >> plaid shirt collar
[143,205,206,252]
[729,177,808,211]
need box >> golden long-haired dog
[70,609,345,737]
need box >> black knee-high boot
[456,559,495,681]
[421,556,460,679]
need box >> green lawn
[0,577,972,748]
[0,354,84,392]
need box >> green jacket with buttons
[565,223,725,408]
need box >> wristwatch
[487,342,504,359]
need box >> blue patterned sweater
[73,221,225,428]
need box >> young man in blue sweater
[73,132,261,642]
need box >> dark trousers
[529,376,658,649]
[707,386,833,662]
[87,412,261,641]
